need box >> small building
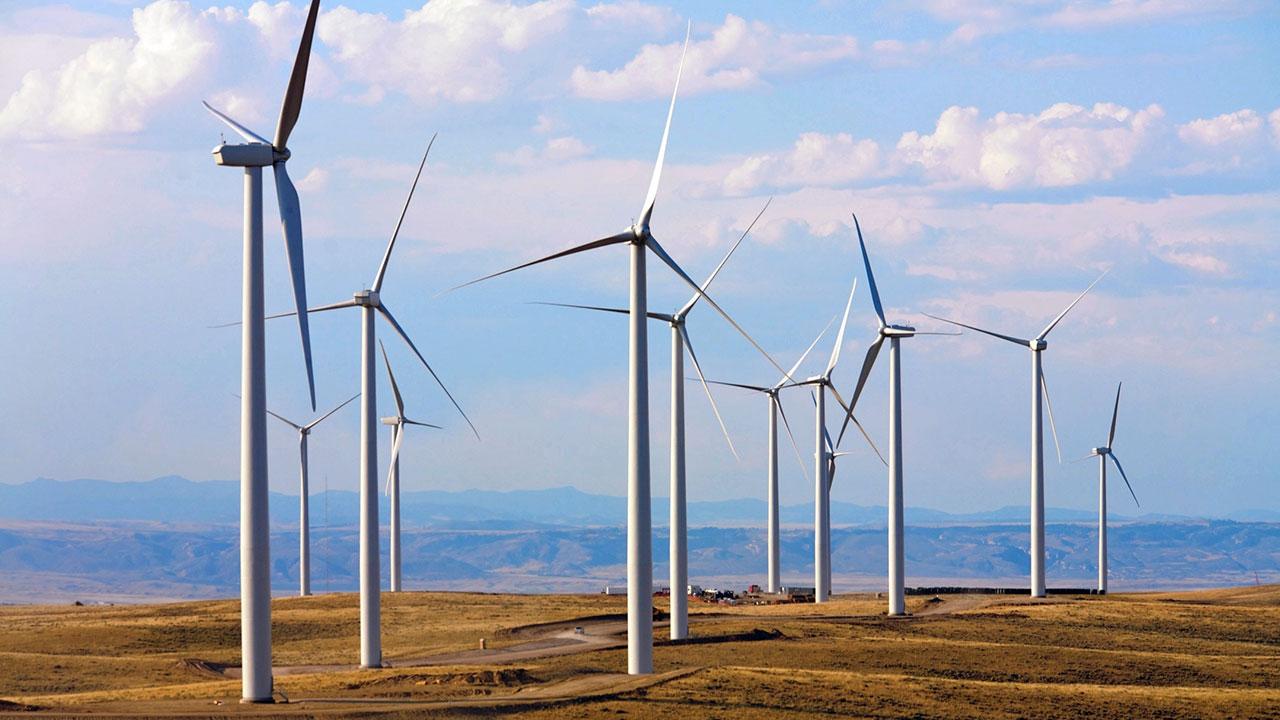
[603,585,627,596]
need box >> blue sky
[0,0,1277,517]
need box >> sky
[0,0,1277,518]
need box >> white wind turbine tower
[379,341,442,593]
[926,270,1107,597]
[202,0,320,702]
[534,198,771,640]
[264,394,359,597]
[780,276,883,602]
[1084,382,1139,594]
[271,138,476,669]
[837,216,958,616]
[450,24,791,674]
[702,320,833,593]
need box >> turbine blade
[404,419,442,429]
[697,379,770,392]
[210,297,357,329]
[678,196,771,316]
[385,424,403,497]
[265,407,302,430]
[379,340,406,417]
[371,135,435,294]
[529,301,630,317]
[779,316,835,389]
[828,384,886,466]
[1037,268,1109,341]
[201,101,268,145]
[681,325,739,460]
[274,0,321,150]
[837,336,884,448]
[852,214,886,329]
[637,21,690,228]
[378,305,480,440]
[1041,367,1063,464]
[1109,452,1139,508]
[273,160,316,410]
[1068,451,1098,464]
[646,235,792,380]
[922,312,1030,347]
[775,396,809,482]
[305,393,360,430]
[826,276,858,376]
[446,232,633,294]
[1108,381,1122,449]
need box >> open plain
[1,585,1277,718]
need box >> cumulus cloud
[1178,109,1264,146]
[723,132,881,195]
[319,0,573,104]
[570,14,858,100]
[897,102,1165,190]
[497,135,593,165]
[0,0,218,140]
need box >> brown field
[1,586,1277,718]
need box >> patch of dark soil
[175,657,231,679]
[665,628,786,646]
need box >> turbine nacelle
[1030,339,1048,351]
[381,416,400,426]
[883,324,916,338]
[354,290,381,308]
[1093,446,1109,456]
[212,142,276,168]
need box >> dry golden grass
[1,586,1277,718]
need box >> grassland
[0,586,1277,718]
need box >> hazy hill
[2,476,1256,528]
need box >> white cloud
[916,0,1254,43]
[0,0,218,140]
[319,0,574,104]
[1271,109,1280,146]
[1161,250,1229,275]
[1043,0,1247,29]
[1178,109,1264,146]
[897,102,1165,189]
[533,113,559,134]
[584,1,679,34]
[497,135,593,165]
[723,131,881,195]
[570,14,858,100]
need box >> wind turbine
[780,275,883,603]
[269,138,476,669]
[379,341,442,593]
[448,24,790,674]
[701,319,833,593]
[1084,382,1138,594]
[264,394,359,597]
[202,0,320,703]
[837,216,958,616]
[925,269,1108,597]
[533,198,771,640]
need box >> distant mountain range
[4,475,1276,528]
[1,518,1276,602]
